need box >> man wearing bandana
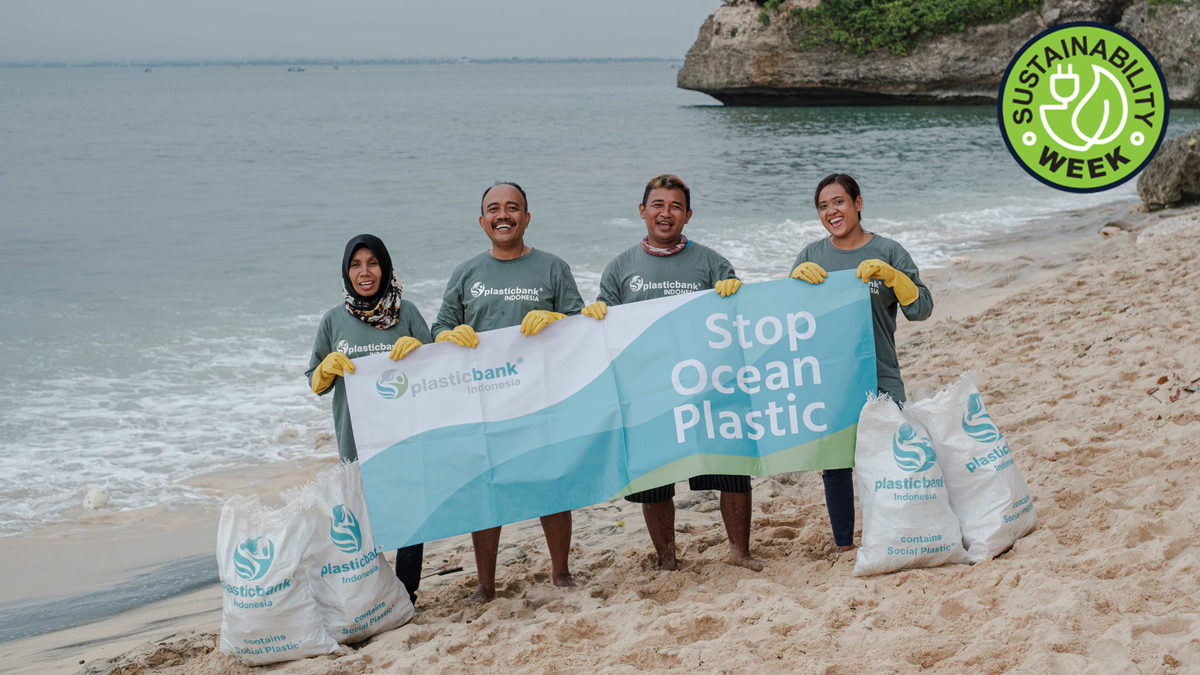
[583,174,763,572]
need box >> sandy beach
[7,199,1200,675]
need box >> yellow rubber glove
[435,325,479,348]
[581,301,607,320]
[790,262,828,284]
[714,278,742,297]
[311,352,354,394]
[520,310,567,336]
[389,336,422,361]
[856,259,920,306]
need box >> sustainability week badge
[998,22,1169,192]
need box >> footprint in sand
[1132,615,1192,639]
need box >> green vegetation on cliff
[758,0,785,25]
[756,0,1040,56]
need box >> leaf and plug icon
[1039,62,1128,152]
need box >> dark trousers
[394,543,423,604]
[823,391,902,547]
[822,469,855,547]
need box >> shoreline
[7,196,1199,674]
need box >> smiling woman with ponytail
[788,174,934,554]
[305,233,432,605]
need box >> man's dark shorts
[624,474,752,504]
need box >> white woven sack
[904,372,1036,562]
[853,393,969,576]
[216,496,339,664]
[285,461,414,644]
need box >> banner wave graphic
[347,277,878,549]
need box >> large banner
[346,274,876,551]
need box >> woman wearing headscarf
[306,234,432,605]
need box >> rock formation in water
[678,0,1198,107]
[1138,129,1200,208]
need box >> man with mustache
[580,173,763,572]
[431,181,586,603]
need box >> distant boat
[333,65,340,71]
[144,67,152,73]
[287,67,305,72]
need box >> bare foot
[730,552,766,572]
[655,540,679,571]
[838,545,855,552]
[553,573,577,588]
[467,586,495,604]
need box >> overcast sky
[1,0,719,62]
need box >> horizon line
[0,56,685,68]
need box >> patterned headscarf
[342,234,403,330]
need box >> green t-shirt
[793,234,933,402]
[306,300,433,462]
[432,248,585,335]
[597,241,737,306]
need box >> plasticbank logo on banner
[892,423,936,473]
[998,22,1168,192]
[233,536,275,581]
[378,359,525,400]
[330,504,363,553]
[375,369,409,399]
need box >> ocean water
[1,62,1197,535]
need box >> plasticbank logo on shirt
[469,282,543,302]
[629,275,703,296]
[336,340,392,357]
[998,22,1168,192]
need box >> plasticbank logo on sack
[998,22,1168,192]
[233,537,275,581]
[962,394,1002,444]
[330,504,363,553]
[962,393,1015,474]
[892,423,936,473]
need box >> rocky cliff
[678,0,1199,106]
